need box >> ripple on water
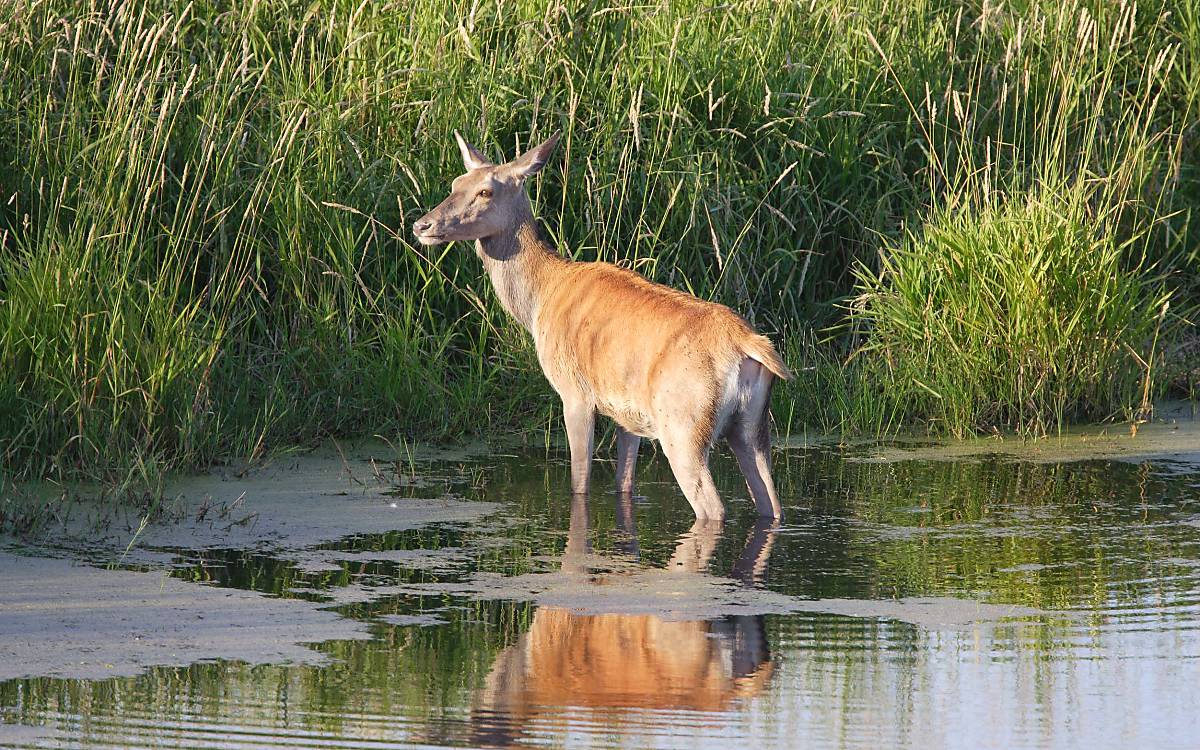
[4,440,1200,749]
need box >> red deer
[413,131,791,520]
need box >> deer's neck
[476,218,565,332]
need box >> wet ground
[2,421,1200,749]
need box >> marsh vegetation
[1,0,1197,479]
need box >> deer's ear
[454,131,493,171]
[503,131,562,180]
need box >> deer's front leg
[562,397,595,495]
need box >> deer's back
[533,261,756,436]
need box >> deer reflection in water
[470,494,779,746]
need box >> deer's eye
[477,188,492,199]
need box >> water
[3,442,1200,749]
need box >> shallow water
[3,438,1200,749]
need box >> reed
[0,0,1194,479]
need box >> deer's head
[412,130,561,245]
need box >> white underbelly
[596,399,655,438]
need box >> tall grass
[850,189,1171,435]
[0,0,1195,479]
[781,0,1196,435]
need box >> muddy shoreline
[0,442,499,682]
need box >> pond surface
[2,435,1200,749]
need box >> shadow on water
[2,444,1200,748]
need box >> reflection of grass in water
[420,447,1200,619]
[778,454,1200,613]
[0,597,535,743]
[169,548,349,600]
[3,449,1200,740]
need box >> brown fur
[479,609,772,711]
[414,130,790,520]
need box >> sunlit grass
[848,189,1171,435]
[0,0,1195,480]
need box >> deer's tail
[741,334,793,381]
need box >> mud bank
[842,404,1200,466]
[0,550,370,681]
[414,571,1044,626]
[0,442,500,682]
[10,442,499,560]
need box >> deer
[412,130,792,521]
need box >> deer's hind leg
[659,417,725,522]
[615,427,641,495]
[726,358,783,519]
